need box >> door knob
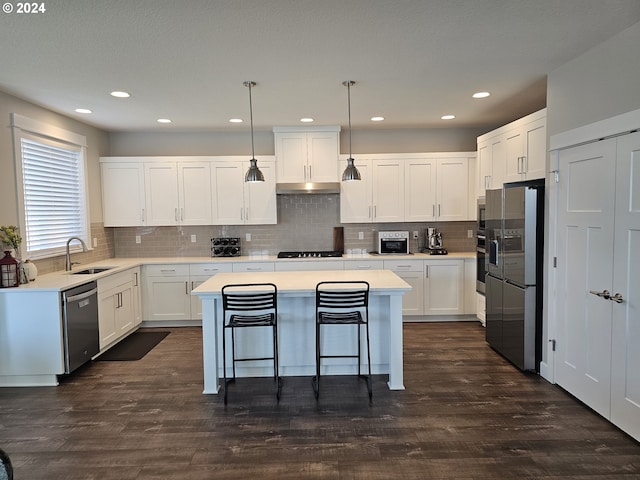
[589,289,610,299]
[609,293,624,304]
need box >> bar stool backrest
[222,283,277,317]
[316,281,369,313]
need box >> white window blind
[19,135,89,258]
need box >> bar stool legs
[312,281,372,401]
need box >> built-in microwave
[378,231,410,255]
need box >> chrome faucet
[65,237,88,271]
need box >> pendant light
[341,80,361,181]
[243,81,264,182]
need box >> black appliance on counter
[211,238,241,257]
[277,251,342,258]
[485,179,544,372]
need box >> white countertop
[192,269,412,296]
[0,252,474,293]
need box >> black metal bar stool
[221,283,282,404]
[312,281,372,400]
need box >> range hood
[276,182,341,195]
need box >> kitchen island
[192,269,411,394]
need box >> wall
[112,194,476,257]
[108,126,487,157]
[547,20,640,136]
[0,90,114,274]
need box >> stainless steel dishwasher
[62,281,99,373]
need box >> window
[12,114,90,259]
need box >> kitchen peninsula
[192,269,411,394]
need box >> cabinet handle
[134,272,138,286]
[396,265,412,268]
[246,268,262,271]
[185,281,189,295]
[181,208,184,221]
[368,206,371,219]
[432,204,435,217]
[425,265,429,278]
[160,269,176,273]
[358,265,372,269]
[309,165,312,180]
[610,293,624,303]
[141,208,145,223]
[522,156,528,174]
[373,205,377,219]
[240,208,244,221]
[175,208,178,222]
[191,281,195,291]
[438,204,441,217]
[303,165,307,181]
[245,208,249,221]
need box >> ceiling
[1,0,640,133]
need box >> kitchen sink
[71,267,115,275]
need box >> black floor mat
[97,331,170,361]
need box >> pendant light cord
[344,80,354,159]
[245,81,256,159]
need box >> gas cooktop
[277,251,343,258]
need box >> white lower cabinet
[143,264,192,322]
[98,267,141,350]
[383,260,425,316]
[189,263,233,321]
[424,259,464,315]
[143,263,233,323]
[384,258,465,317]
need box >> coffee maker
[426,227,447,255]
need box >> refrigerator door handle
[489,239,499,266]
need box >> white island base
[192,269,411,394]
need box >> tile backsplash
[112,194,475,258]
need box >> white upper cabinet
[274,126,340,183]
[477,108,547,195]
[211,158,277,225]
[341,153,474,223]
[144,160,212,226]
[405,155,473,222]
[101,161,146,227]
[340,158,405,223]
[101,156,277,227]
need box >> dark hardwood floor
[1,322,638,479]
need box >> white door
[245,161,277,225]
[555,139,617,419]
[610,131,640,439]
[404,159,436,222]
[340,160,372,223]
[307,131,339,182]
[145,163,179,226]
[101,163,146,226]
[437,158,469,221]
[275,133,307,182]
[504,128,524,183]
[425,261,464,315]
[372,160,404,222]
[178,162,212,225]
[211,161,244,225]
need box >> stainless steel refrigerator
[485,179,544,372]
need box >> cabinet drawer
[232,262,275,272]
[344,260,384,270]
[383,259,423,272]
[98,268,135,292]
[145,264,189,276]
[189,263,233,276]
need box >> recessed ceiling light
[472,91,491,99]
[157,118,172,124]
[110,91,131,98]
[300,118,314,123]
[441,115,456,120]
[229,118,243,123]
[371,116,385,122]
[75,108,92,114]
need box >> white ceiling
[1,0,640,133]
